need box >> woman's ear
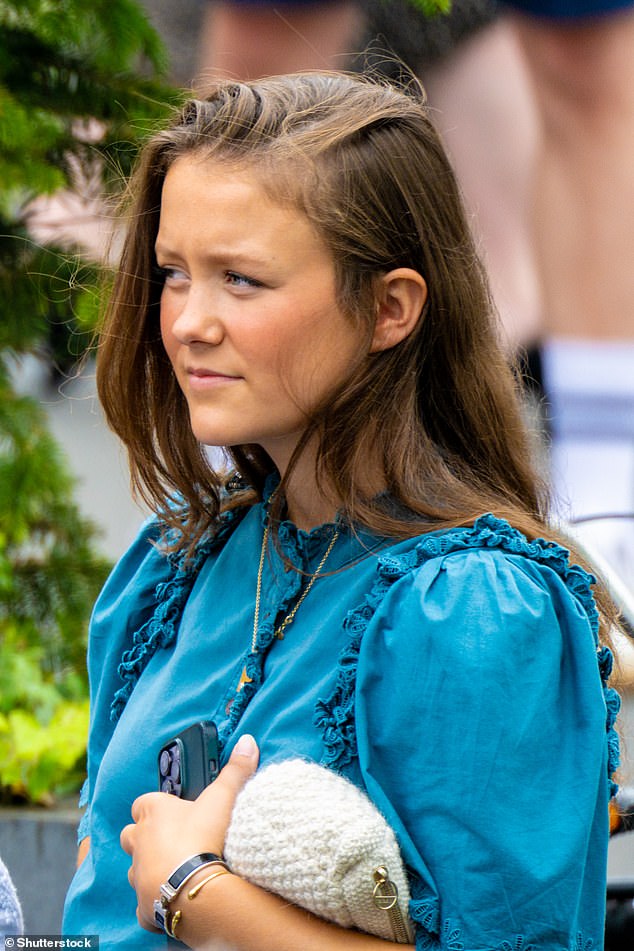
[370,268,427,353]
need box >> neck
[283,464,339,532]
[265,441,338,531]
[265,437,386,532]
[283,491,338,532]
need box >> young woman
[63,72,620,950]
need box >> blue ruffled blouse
[63,491,619,950]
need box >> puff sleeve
[353,544,615,951]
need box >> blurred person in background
[362,0,634,586]
[0,857,23,938]
[197,0,364,78]
[512,2,634,586]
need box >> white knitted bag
[224,759,414,943]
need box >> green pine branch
[0,0,179,803]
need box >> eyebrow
[154,241,275,271]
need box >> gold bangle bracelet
[165,908,182,940]
[187,867,231,901]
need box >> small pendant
[237,666,253,693]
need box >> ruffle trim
[407,870,441,947]
[413,919,597,951]
[109,505,248,722]
[314,513,620,793]
[262,471,345,563]
[408,881,598,951]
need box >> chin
[188,417,239,447]
[192,426,256,450]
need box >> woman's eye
[225,271,262,289]
[153,265,188,286]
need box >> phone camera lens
[159,749,171,777]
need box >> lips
[187,365,240,378]
[185,367,241,388]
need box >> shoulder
[372,513,598,638]
[318,514,607,772]
[91,496,254,639]
[90,499,256,720]
[352,514,604,696]
[90,516,167,639]
[85,516,175,728]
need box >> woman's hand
[120,733,259,932]
[121,735,412,950]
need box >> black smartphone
[158,720,219,799]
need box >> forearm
[77,836,90,868]
[171,869,410,951]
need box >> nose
[165,285,224,347]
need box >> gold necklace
[236,517,340,692]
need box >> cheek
[237,318,291,379]
[281,337,347,408]
[296,315,361,384]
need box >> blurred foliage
[0,0,180,803]
[405,0,452,16]
[0,0,181,375]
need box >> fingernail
[234,734,257,757]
